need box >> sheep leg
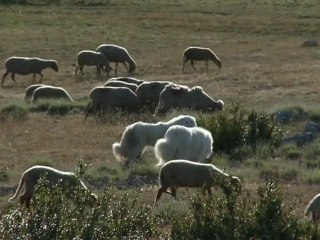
[79,66,84,75]
[114,62,118,75]
[155,187,166,204]
[122,62,129,73]
[1,71,9,86]
[190,60,197,71]
[170,186,177,199]
[74,66,79,75]
[205,61,209,71]
[11,73,16,82]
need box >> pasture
[0,0,320,238]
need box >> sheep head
[50,60,59,72]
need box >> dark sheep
[96,44,136,75]
[74,50,112,76]
[2,57,58,87]
[31,86,74,103]
[155,84,224,115]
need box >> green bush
[0,104,28,121]
[198,106,283,160]
[170,182,317,240]
[0,180,161,239]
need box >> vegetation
[1,0,320,238]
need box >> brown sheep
[24,84,50,102]
[182,46,221,73]
[8,165,97,211]
[2,57,58,87]
[155,160,241,204]
[154,84,224,115]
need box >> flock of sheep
[3,44,319,223]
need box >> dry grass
[0,0,320,219]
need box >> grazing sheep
[155,126,213,166]
[182,46,222,73]
[96,44,136,75]
[2,57,58,87]
[155,84,224,115]
[24,84,50,102]
[104,80,138,92]
[135,81,171,105]
[107,77,146,86]
[155,160,241,204]
[31,86,74,103]
[112,115,197,167]
[305,193,320,223]
[8,165,97,211]
[74,50,112,76]
[86,86,142,117]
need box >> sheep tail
[8,174,25,202]
[112,143,124,162]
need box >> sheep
[31,86,74,103]
[73,50,112,76]
[96,44,136,75]
[107,76,146,86]
[154,160,241,204]
[24,84,50,102]
[305,193,320,223]
[104,80,138,92]
[135,81,171,105]
[155,84,224,115]
[155,125,213,166]
[8,165,98,211]
[1,57,58,87]
[112,115,197,167]
[182,46,222,73]
[86,86,142,117]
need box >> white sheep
[104,80,138,92]
[96,44,136,75]
[86,86,142,117]
[155,84,224,115]
[8,165,97,211]
[155,125,213,166]
[112,115,197,167]
[24,84,50,102]
[107,76,146,86]
[1,57,58,87]
[74,50,112,76]
[182,46,222,73]
[305,193,320,223]
[155,160,241,204]
[31,86,74,103]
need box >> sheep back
[107,77,145,86]
[31,86,74,103]
[89,86,142,112]
[104,80,138,92]
[155,84,223,114]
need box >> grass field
[0,0,320,237]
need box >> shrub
[170,182,316,239]
[198,106,283,159]
[0,104,28,121]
